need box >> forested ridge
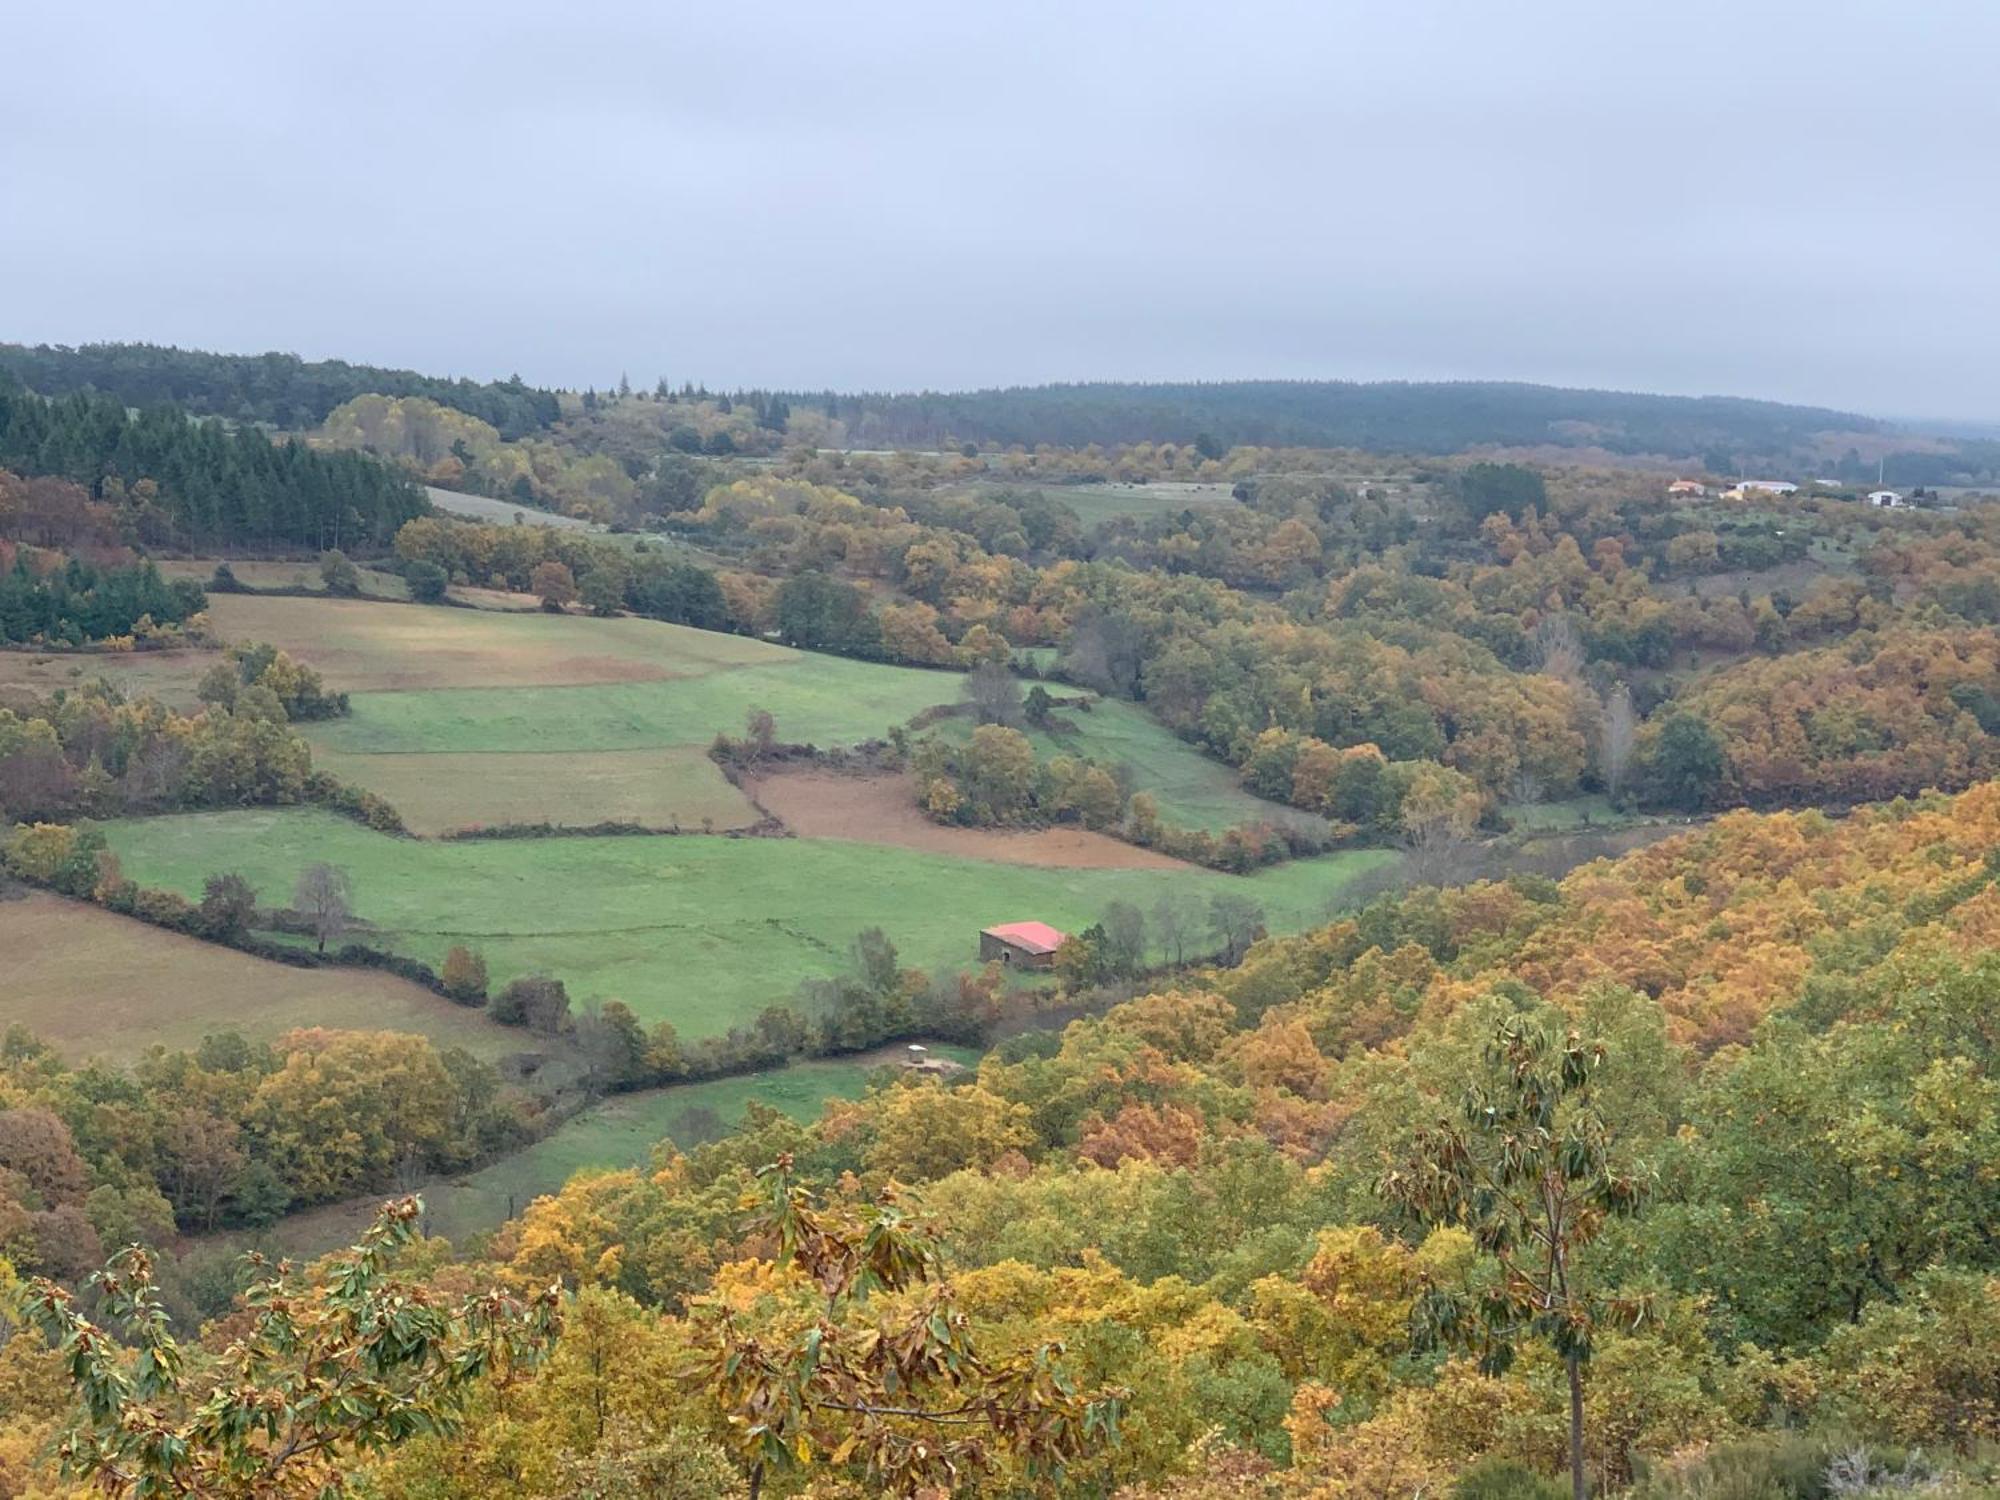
[766,378,1887,463]
[0,342,560,438]
[0,378,426,549]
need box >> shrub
[132,887,197,933]
[440,945,489,1006]
[1453,1459,1569,1500]
[319,550,362,596]
[405,559,448,602]
[1626,1433,1934,1500]
[492,974,571,1033]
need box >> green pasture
[309,745,762,835]
[154,558,413,600]
[969,480,1238,528]
[104,810,1393,1038]
[307,656,961,756]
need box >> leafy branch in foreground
[22,1195,562,1498]
[1382,1016,1650,1500]
[699,1153,1123,1498]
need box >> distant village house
[1666,479,1707,499]
[980,920,1068,970]
[1868,489,1906,508]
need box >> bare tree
[1531,613,1586,684]
[1600,682,1638,805]
[1101,901,1147,978]
[1207,892,1266,965]
[962,661,1024,726]
[1151,890,1193,967]
[1507,765,1546,808]
[744,706,777,763]
[292,863,352,954]
[1400,774,1482,888]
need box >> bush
[492,974,571,1033]
[132,887,197,932]
[1453,1459,1569,1500]
[440,945,488,1006]
[332,943,442,992]
[1627,1434,1939,1500]
[319,550,362,596]
[405,560,448,602]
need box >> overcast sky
[5,2,1996,419]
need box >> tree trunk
[1567,1350,1586,1500]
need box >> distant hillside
[783,378,1883,465]
[0,342,561,439]
[9,342,1995,483]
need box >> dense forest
[22,342,2000,489]
[761,379,1882,465]
[0,379,426,550]
[0,342,561,438]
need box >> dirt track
[746,769,1192,871]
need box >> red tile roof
[982,921,1068,955]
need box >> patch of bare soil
[745,769,1193,871]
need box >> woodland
[2,345,2000,1498]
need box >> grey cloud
[4,0,1995,417]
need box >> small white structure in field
[1739,480,1799,495]
[903,1043,967,1079]
[1867,489,1906,508]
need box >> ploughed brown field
[744,767,1192,871]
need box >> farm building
[980,920,1068,970]
[1868,489,1906,508]
[1738,479,1799,495]
[1666,479,1708,499]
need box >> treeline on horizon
[0,341,560,439]
[0,340,1952,470]
[770,377,1890,463]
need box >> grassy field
[104,810,1393,1038]
[0,646,215,707]
[938,697,1324,834]
[308,660,959,755]
[0,889,529,1065]
[1499,794,1623,832]
[971,480,1238,528]
[149,595,962,828]
[423,485,602,531]
[310,746,763,835]
[203,594,787,692]
[154,558,413,600]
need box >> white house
[1867,489,1906,508]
